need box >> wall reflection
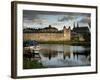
[39,44,90,67]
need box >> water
[39,44,91,68]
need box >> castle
[23,25,71,42]
[23,23,90,42]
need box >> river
[38,44,91,68]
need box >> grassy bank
[39,41,90,46]
[23,58,45,69]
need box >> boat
[23,40,40,53]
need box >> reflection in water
[40,48,58,60]
[39,44,90,68]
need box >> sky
[23,10,91,30]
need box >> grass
[23,58,45,69]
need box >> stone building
[23,25,71,42]
[23,22,90,42]
[71,22,90,41]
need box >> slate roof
[72,27,90,33]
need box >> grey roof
[72,27,90,33]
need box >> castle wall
[23,31,71,42]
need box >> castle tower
[63,26,71,41]
[68,26,71,30]
[77,22,79,27]
[73,22,75,28]
[63,26,67,37]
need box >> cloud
[23,10,39,20]
[58,13,91,22]
[23,10,50,27]
[58,15,75,22]
[79,16,91,23]
[23,10,91,28]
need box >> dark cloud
[79,17,91,27]
[79,16,91,23]
[23,10,62,20]
[23,10,48,25]
[67,13,90,16]
[23,10,89,20]
[23,10,91,28]
[23,10,40,21]
[57,13,90,22]
[58,16,75,22]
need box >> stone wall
[23,31,71,42]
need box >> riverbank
[23,58,45,69]
[39,41,90,46]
